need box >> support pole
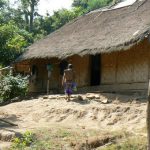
[47,79,50,95]
[147,79,150,150]
[46,64,52,95]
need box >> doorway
[90,54,101,86]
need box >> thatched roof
[17,0,150,61]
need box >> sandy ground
[0,93,147,149]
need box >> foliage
[87,0,113,11]
[51,8,83,30]
[72,0,116,12]
[19,0,40,32]
[0,0,24,27]
[11,131,34,150]
[72,0,89,9]
[0,0,118,67]
[0,0,7,9]
[10,128,74,150]
[0,74,28,102]
[38,7,86,35]
[0,22,33,65]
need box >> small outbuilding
[15,0,150,94]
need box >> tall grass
[101,136,147,150]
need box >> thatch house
[15,0,150,94]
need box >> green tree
[72,0,88,9]
[36,8,86,35]
[19,0,40,32]
[0,0,6,9]
[0,0,9,23]
[0,22,33,66]
[0,0,118,68]
[87,0,112,11]
[72,0,117,12]
[0,0,25,28]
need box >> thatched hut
[15,0,150,94]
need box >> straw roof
[17,0,150,61]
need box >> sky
[38,0,73,16]
[10,0,73,16]
[113,0,136,9]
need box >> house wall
[15,39,150,93]
[101,39,150,92]
[14,61,30,75]
[15,59,60,92]
[15,55,91,93]
[71,55,91,87]
[29,58,61,93]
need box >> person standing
[62,64,75,101]
[59,60,68,89]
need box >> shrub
[0,74,28,103]
[11,131,35,150]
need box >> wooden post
[47,79,50,95]
[46,64,52,95]
[47,70,51,95]
[147,79,150,150]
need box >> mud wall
[15,59,60,92]
[15,55,90,93]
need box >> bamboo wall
[71,55,91,87]
[101,39,150,91]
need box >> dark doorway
[90,54,101,86]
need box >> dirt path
[0,93,147,131]
[0,93,147,149]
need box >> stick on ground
[0,119,18,126]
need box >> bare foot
[67,99,70,102]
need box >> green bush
[0,74,28,103]
[11,131,34,150]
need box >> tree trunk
[29,0,35,32]
[24,10,29,31]
[147,80,150,150]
